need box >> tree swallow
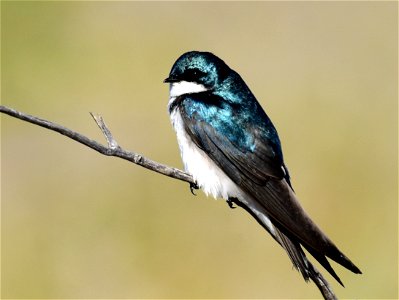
[164,51,361,295]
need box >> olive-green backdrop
[2,1,397,299]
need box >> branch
[309,262,338,300]
[0,105,194,185]
[0,104,337,300]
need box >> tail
[228,197,351,300]
[274,223,349,287]
[308,262,338,300]
[275,227,338,300]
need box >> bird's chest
[169,108,242,200]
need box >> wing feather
[178,95,361,277]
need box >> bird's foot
[189,182,199,195]
[226,198,236,209]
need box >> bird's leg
[226,198,237,209]
[189,182,199,195]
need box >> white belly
[169,102,276,237]
[170,108,244,200]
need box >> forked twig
[1,105,194,185]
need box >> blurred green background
[2,2,397,299]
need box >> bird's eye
[185,68,205,81]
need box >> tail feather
[275,227,339,300]
[304,244,344,286]
[261,178,362,276]
[322,242,362,275]
[308,261,338,300]
[274,227,310,281]
[228,197,345,299]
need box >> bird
[164,51,361,298]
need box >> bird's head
[164,51,230,98]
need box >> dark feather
[229,197,339,299]
[177,94,361,284]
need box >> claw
[226,198,236,209]
[190,182,199,195]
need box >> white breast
[170,107,243,200]
[168,95,276,237]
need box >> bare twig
[0,105,194,185]
[309,261,338,300]
[1,104,337,300]
[90,112,119,149]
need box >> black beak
[163,76,178,83]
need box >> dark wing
[178,94,361,279]
[231,196,344,291]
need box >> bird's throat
[169,81,208,98]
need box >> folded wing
[178,94,361,281]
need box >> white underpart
[170,109,242,199]
[169,81,208,99]
[168,87,276,236]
